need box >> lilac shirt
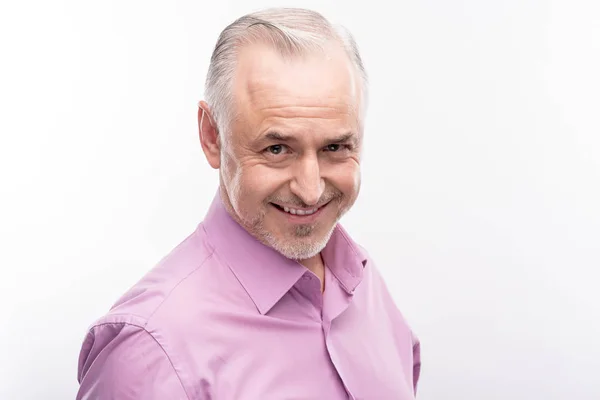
[77,193,421,399]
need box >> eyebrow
[261,131,358,144]
[329,132,357,144]
[264,131,294,142]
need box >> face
[202,43,364,260]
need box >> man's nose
[290,155,325,206]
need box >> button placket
[325,332,356,400]
[297,273,323,316]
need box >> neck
[299,253,326,292]
[218,184,327,292]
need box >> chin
[271,240,325,261]
[268,226,336,260]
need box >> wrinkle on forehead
[232,43,363,131]
[248,102,361,142]
[254,102,357,120]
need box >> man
[77,7,421,400]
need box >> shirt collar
[201,191,368,314]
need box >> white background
[1,0,599,399]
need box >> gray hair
[204,7,368,136]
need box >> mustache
[267,190,343,209]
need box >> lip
[270,201,330,224]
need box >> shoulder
[355,242,419,341]
[76,321,190,399]
[354,243,422,390]
[77,226,222,398]
[102,226,217,325]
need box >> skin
[198,41,364,291]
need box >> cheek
[238,166,290,203]
[221,153,243,204]
[353,171,361,194]
[330,162,361,196]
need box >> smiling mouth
[270,202,329,216]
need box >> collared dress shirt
[77,193,421,399]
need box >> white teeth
[279,205,319,215]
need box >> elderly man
[77,8,421,400]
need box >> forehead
[232,43,363,137]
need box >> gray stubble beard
[252,198,348,260]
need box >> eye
[324,143,352,152]
[265,144,286,155]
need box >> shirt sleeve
[76,321,189,400]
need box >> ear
[198,101,221,169]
